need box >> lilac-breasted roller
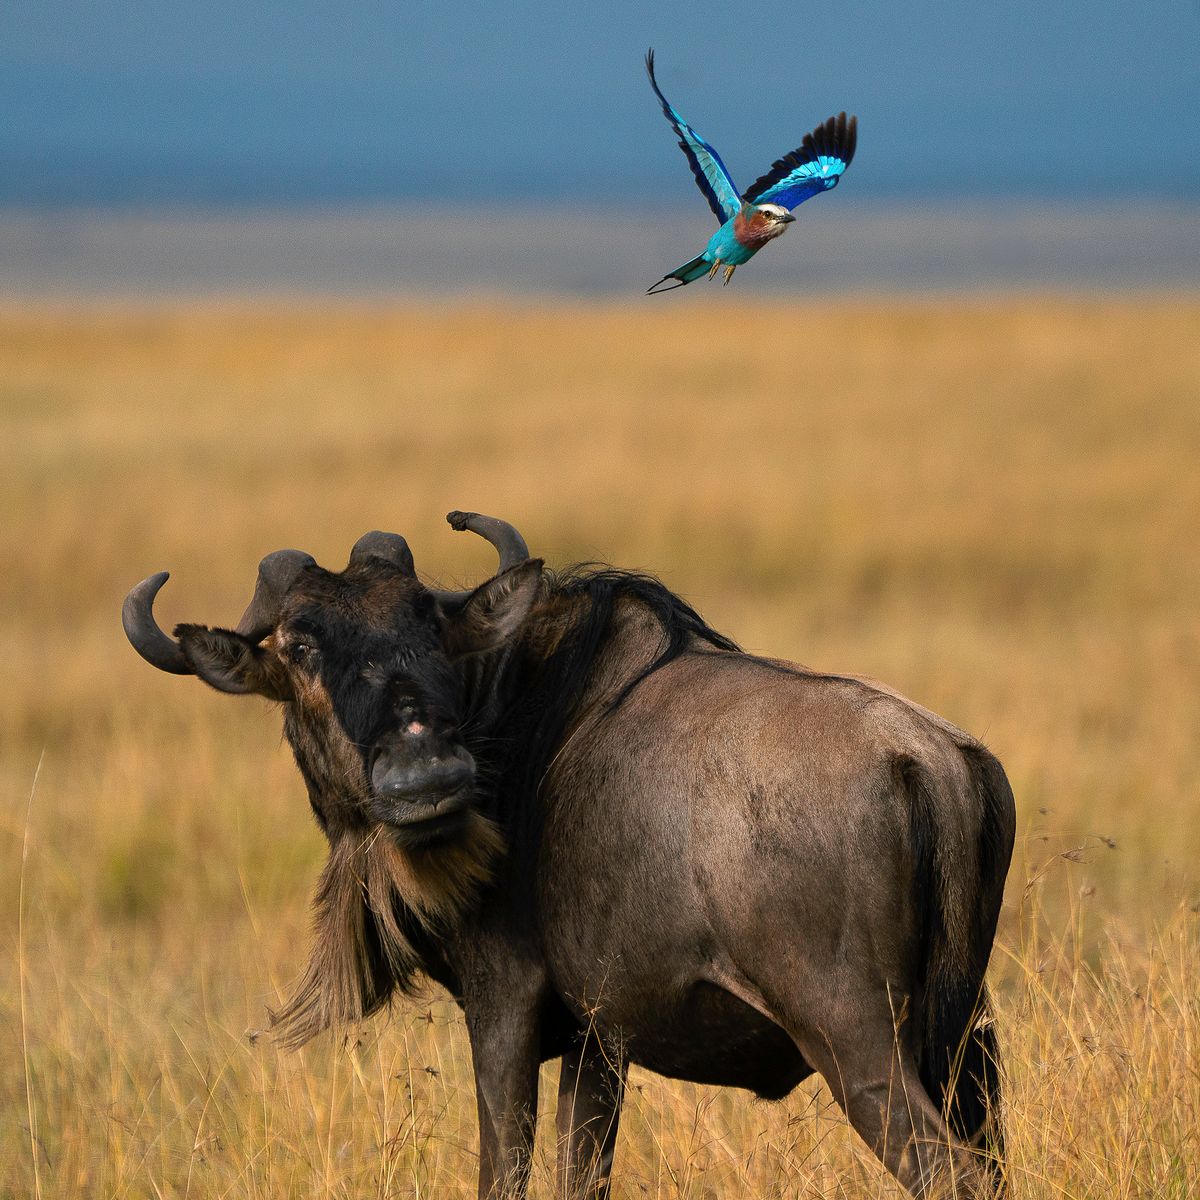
[645,50,857,293]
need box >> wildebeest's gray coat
[123,513,1015,1199]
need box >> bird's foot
[708,259,721,280]
[722,263,737,285]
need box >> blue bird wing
[646,50,742,224]
[742,111,857,211]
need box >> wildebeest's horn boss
[347,531,416,575]
[234,548,319,639]
[123,547,316,672]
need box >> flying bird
[645,50,857,293]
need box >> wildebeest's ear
[443,560,543,657]
[174,624,291,700]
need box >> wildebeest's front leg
[468,1009,540,1199]
[555,1034,626,1199]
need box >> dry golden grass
[1,296,1198,1198]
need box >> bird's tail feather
[647,254,711,294]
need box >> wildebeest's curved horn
[123,571,194,674]
[235,549,318,639]
[348,531,416,575]
[446,511,529,572]
[429,511,532,607]
[125,548,317,673]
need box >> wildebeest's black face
[122,516,541,1041]
[174,557,542,848]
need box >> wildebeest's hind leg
[784,1001,996,1198]
[555,1033,627,1199]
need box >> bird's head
[751,203,795,237]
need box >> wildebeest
[123,511,1015,1199]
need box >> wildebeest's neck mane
[488,565,740,834]
[540,565,739,711]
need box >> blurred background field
[1,295,1198,1197]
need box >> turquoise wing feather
[646,50,742,224]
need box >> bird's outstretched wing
[742,112,857,211]
[646,50,742,224]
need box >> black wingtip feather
[741,110,859,203]
[645,49,666,105]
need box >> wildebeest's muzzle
[368,721,477,843]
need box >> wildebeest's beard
[268,816,504,1049]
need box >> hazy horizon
[2,201,1197,298]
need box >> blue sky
[2,1,1198,206]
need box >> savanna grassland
[1,296,1199,1198]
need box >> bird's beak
[780,213,796,223]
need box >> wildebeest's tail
[903,745,1015,1181]
[647,254,711,294]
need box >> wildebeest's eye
[288,641,318,667]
